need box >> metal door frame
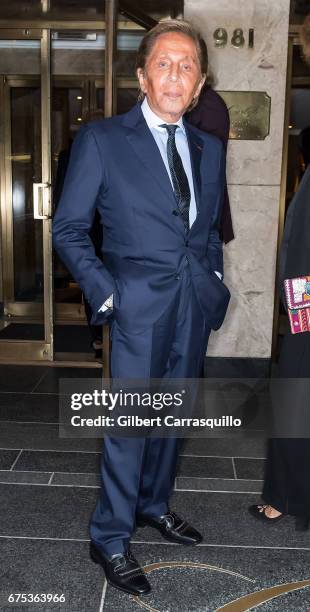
[0,2,119,367]
[0,28,53,361]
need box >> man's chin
[162,102,186,119]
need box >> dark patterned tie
[160,124,191,232]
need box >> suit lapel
[124,106,177,209]
[122,104,205,220]
[184,121,204,214]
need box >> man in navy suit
[53,19,230,596]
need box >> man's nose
[168,65,180,81]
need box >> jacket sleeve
[206,144,225,276]
[52,123,117,325]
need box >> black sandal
[248,504,285,523]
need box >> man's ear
[193,74,206,99]
[137,68,147,94]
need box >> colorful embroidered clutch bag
[284,276,310,334]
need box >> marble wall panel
[185,0,290,358]
[185,0,290,186]
[207,185,280,358]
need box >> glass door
[50,28,105,327]
[0,29,53,360]
[50,30,106,361]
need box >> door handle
[33,182,51,219]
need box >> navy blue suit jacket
[52,103,230,331]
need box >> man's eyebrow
[156,53,196,62]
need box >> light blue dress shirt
[141,97,197,228]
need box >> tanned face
[137,32,205,123]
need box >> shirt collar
[141,97,186,134]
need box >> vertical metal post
[41,0,50,12]
[41,29,54,360]
[104,0,118,117]
[0,76,6,307]
[0,75,14,305]
[103,1,118,376]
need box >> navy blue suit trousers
[89,264,210,556]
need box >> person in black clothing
[249,126,310,531]
[186,83,234,245]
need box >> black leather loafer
[136,511,203,545]
[89,542,151,596]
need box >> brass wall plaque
[217,91,271,140]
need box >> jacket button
[175,274,180,280]
[172,210,179,216]
[185,240,189,247]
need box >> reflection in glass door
[6,82,42,310]
[50,31,106,360]
[0,31,53,360]
[52,78,88,323]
